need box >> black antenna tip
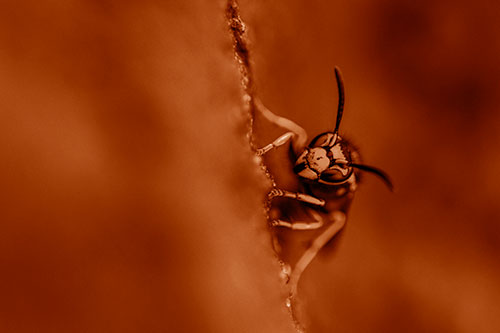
[332,66,345,135]
[334,66,341,76]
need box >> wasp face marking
[330,143,347,163]
[293,147,333,180]
[293,132,357,186]
[306,148,330,173]
[294,149,320,180]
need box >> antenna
[333,66,345,136]
[350,163,395,192]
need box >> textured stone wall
[0,1,294,332]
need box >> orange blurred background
[0,0,499,332]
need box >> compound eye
[319,165,352,184]
[309,132,336,148]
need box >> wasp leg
[255,98,308,155]
[288,211,346,297]
[268,189,325,229]
[268,188,325,207]
[256,132,294,156]
[272,208,324,230]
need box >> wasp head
[291,67,394,191]
[293,132,354,185]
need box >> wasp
[255,67,393,296]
